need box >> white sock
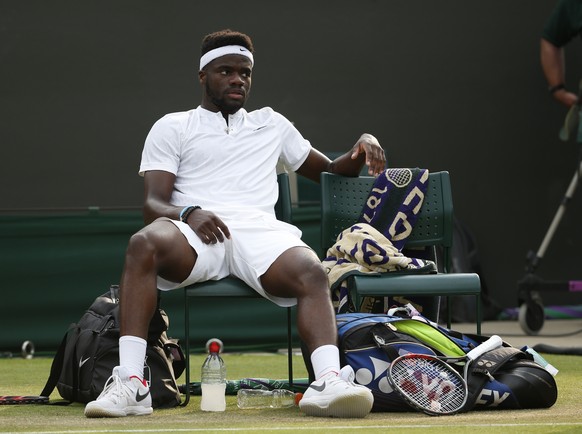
[119,335,147,380]
[310,345,340,380]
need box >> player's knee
[125,229,157,264]
[297,261,329,295]
[126,220,189,272]
[126,220,173,260]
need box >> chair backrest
[320,171,454,270]
[275,172,292,223]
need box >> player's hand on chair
[351,133,386,177]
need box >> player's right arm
[143,170,230,244]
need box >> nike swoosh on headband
[200,45,254,70]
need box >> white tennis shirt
[139,106,312,221]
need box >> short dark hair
[200,29,254,56]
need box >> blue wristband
[180,205,201,223]
[179,206,192,220]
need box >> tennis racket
[0,395,49,405]
[388,334,503,416]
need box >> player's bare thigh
[260,246,327,298]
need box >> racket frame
[0,395,49,405]
[388,353,468,415]
[387,334,503,416]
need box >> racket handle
[466,335,503,361]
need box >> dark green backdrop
[1,0,581,352]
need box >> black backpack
[41,285,185,408]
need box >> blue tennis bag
[336,313,558,412]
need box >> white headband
[199,45,254,70]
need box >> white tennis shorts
[156,214,309,307]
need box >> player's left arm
[296,133,385,182]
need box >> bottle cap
[294,392,303,406]
[206,338,223,354]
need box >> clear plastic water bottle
[237,389,298,409]
[200,338,226,412]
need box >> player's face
[200,54,252,115]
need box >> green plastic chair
[320,171,482,333]
[181,173,294,406]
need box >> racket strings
[390,357,467,415]
[386,168,413,187]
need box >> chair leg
[181,291,295,400]
[476,295,482,335]
[446,296,452,329]
[182,291,190,406]
[433,295,442,325]
[287,307,293,388]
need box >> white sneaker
[299,366,373,418]
[84,366,153,418]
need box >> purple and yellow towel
[323,168,435,313]
[358,168,429,250]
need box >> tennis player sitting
[84,29,385,419]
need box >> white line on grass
[5,422,582,434]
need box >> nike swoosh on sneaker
[308,382,327,392]
[135,389,150,402]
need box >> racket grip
[466,335,503,361]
